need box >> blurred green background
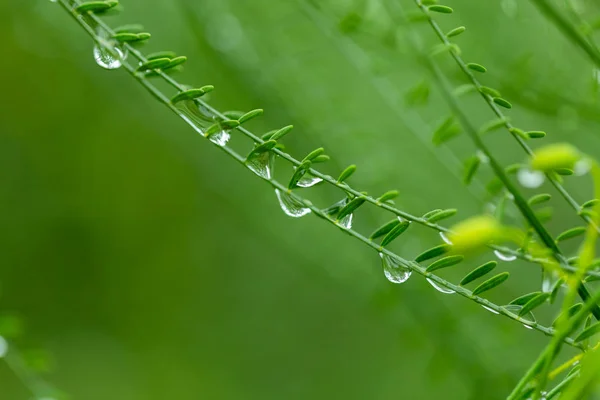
[2,0,600,399]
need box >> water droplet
[380,253,412,284]
[517,168,545,189]
[439,232,452,245]
[0,336,7,358]
[93,44,125,70]
[494,250,517,262]
[338,213,353,229]
[275,189,311,218]
[574,159,591,176]
[247,151,274,179]
[426,278,455,294]
[482,305,500,315]
[542,270,559,293]
[296,173,323,188]
[173,99,215,136]
[476,150,489,164]
[208,130,231,147]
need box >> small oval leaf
[460,261,497,286]
[472,272,510,296]
[381,221,411,247]
[425,255,464,272]
[415,244,451,263]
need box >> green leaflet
[432,116,461,146]
[236,109,263,124]
[113,24,144,33]
[302,148,325,163]
[381,221,411,247]
[113,32,151,43]
[170,86,213,104]
[480,117,510,134]
[425,255,464,272]
[370,219,401,240]
[405,80,430,107]
[574,322,600,343]
[74,1,118,13]
[492,97,512,109]
[426,209,457,223]
[581,199,600,209]
[527,130,547,139]
[528,193,552,206]
[459,261,497,286]
[479,86,501,97]
[479,86,500,97]
[428,5,453,13]
[377,190,399,203]
[509,291,542,306]
[555,168,574,176]
[556,226,587,242]
[508,127,530,141]
[164,56,187,69]
[454,84,475,96]
[552,304,584,327]
[446,26,466,37]
[136,57,171,72]
[466,63,487,73]
[337,197,366,220]
[146,51,177,60]
[337,165,357,183]
[338,12,362,34]
[463,156,480,185]
[312,155,330,163]
[288,160,312,189]
[222,111,245,120]
[246,140,277,161]
[270,125,294,141]
[472,272,510,296]
[415,244,451,263]
[422,209,442,219]
[519,293,550,316]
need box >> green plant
[5,0,600,398]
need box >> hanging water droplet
[0,335,7,358]
[296,172,323,188]
[517,168,545,189]
[247,151,274,179]
[482,305,500,315]
[439,231,452,245]
[173,99,215,136]
[574,159,591,176]
[426,278,455,294]
[494,249,517,262]
[476,150,489,164]
[542,270,559,293]
[208,130,231,147]
[93,44,125,69]
[338,213,353,229]
[275,189,311,218]
[380,253,412,284]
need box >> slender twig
[529,0,600,69]
[410,0,600,236]
[55,0,585,346]
[405,0,600,320]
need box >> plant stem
[56,0,585,347]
